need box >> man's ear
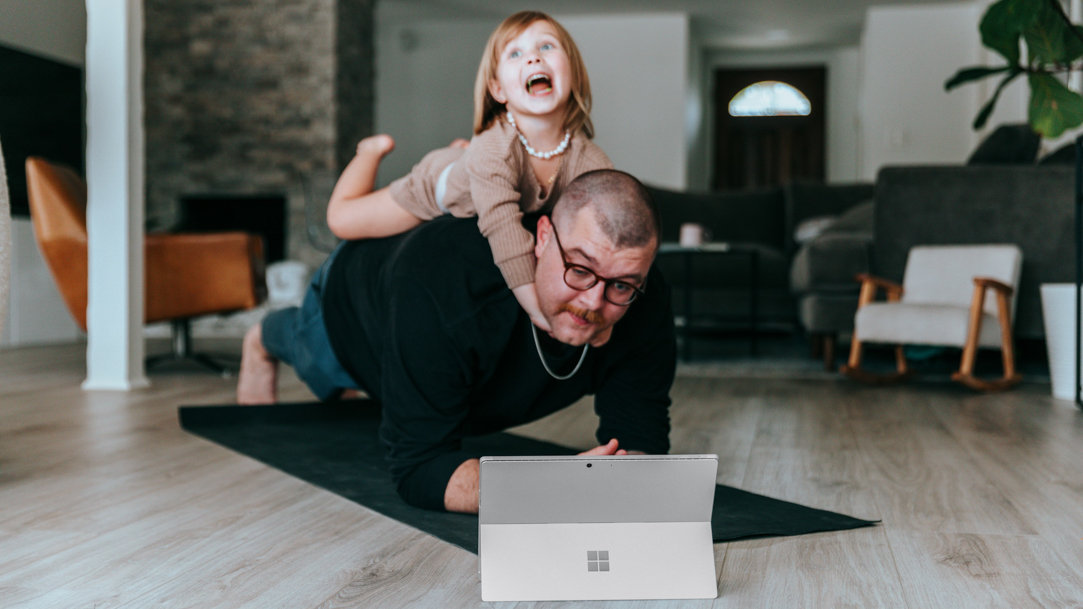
[488,79,507,104]
[534,215,552,258]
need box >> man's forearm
[444,458,480,513]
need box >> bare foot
[448,138,470,150]
[356,134,395,159]
[237,324,278,404]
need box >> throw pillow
[794,215,837,245]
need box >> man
[238,169,676,513]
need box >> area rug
[178,401,877,554]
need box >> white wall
[374,11,491,186]
[375,10,693,190]
[704,45,863,187]
[0,0,86,65]
[0,0,86,346]
[859,2,999,180]
[563,14,690,189]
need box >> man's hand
[443,440,643,513]
[579,438,628,456]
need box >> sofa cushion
[789,201,873,293]
[783,181,874,254]
[855,302,1004,348]
[794,215,837,245]
[823,200,873,234]
[790,233,872,293]
[966,123,1040,164]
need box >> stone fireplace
[143,0,374,269]
[176,194,288,263]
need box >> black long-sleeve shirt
[322,216,676,510]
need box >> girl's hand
[512,283,552,333]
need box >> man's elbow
[443,459,480,514]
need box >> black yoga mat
[179,401,877,554]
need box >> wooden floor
[2,340,1082,608]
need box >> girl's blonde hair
[472,11,594,138]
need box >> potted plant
[945,0,1083,406]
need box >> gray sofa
[790,163,1075,366]
[789,200,874,363]
[647,181,874,339]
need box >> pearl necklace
[531,324,589,380]
[506,113,571,160]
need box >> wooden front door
[712,66,825,190]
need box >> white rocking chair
[840,244,1023,391]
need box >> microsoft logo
[587,550,610,572]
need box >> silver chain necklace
[531,324,589,380]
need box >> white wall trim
[82,0,148,390]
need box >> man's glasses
[549,224,646,306]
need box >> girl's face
[489,20,572,122]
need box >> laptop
[478,454,718,602]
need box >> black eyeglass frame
[548,223,647,306]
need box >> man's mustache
[558,304,603,324]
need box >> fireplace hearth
[176,194,287,264]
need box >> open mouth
[526,73,553,95]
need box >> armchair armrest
[144,231,265,323]
[853,273,901,292]
[853,273,903,308]
[973,276,1014,296]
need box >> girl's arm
[512,283,551,332]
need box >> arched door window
[728,81,811,117]
[712,66,825,189]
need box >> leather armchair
[25,156,266,373]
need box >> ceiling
[382,0,971,50]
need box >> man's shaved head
[551,169,660,251]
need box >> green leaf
[980,0,1038,64]
[972,69,1024,130]
[1028,73,1083,138]
[945,65,1014,91]
[1064,24,1083,64]
[1023,0,1076,63]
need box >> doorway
[712,66,826,190]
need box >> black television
[0,44,85,217]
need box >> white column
[83,0,148,390]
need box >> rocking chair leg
[840,339,913,384]
[894,345,909,375]
[951,286,1022,391]
[845,333,863,371]
[996,290,1019,382]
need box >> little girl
[325,11,612,331]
